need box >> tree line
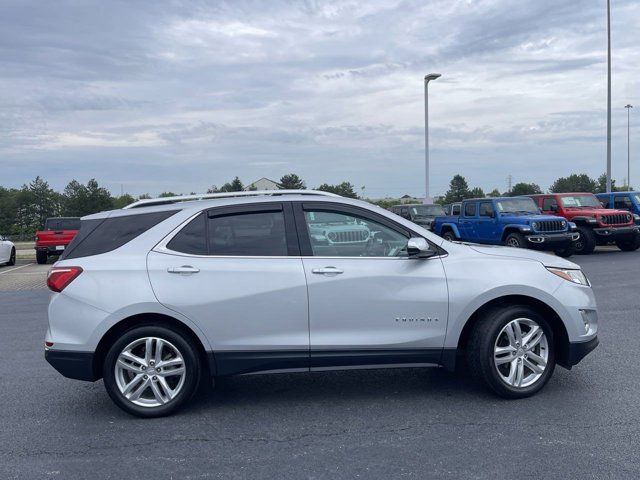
[0,172,632,239]
[436,172,632,204]
[0,174,359,239]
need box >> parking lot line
[0,263,34,275]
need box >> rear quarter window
[60,211,177,260]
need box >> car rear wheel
[505,232,526,248]
[7,248,15,266]
[467,305,556,398]
[103,325,201,418]
[615,233,640,252]
[574,227,596,255]
[36,250,48,264]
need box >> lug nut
[150,360,155,366]
[142,366,146,370]
[152,376,157,381]
[156,368,161,373]
[143,375,148,379]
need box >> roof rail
[123,189,340,209]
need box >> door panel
[302,257,448,354]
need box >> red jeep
[35,217,80,264]
[528,193,640,254]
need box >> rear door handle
[167,266,200,275]
[311,267,344,275]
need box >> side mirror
[407,237,436,258]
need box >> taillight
[35,235,39,242]
[47,267,83,292]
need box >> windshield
[559,195,601,208]
[410,205,445,217]
[495,198,539,214]
[45,218,81,230]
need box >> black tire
[7,248,16,266]
[103,324,201,418]
[442,231,457,242]
[466,305,556,399]
[505,232,526,248]
[36,250,48,264]
[574,227,596,255]
[615,233,640,252]
[554,243,575,258]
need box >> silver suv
[45,190,599,417]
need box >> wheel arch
[501,226,526,242]
[439,224,460,238]
[92,312,214,380]
[453,294,571,370]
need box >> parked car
[528,193,640,254]
[45,190,598,417]
[432,197,578,257]
[595,192,640,224]
[0,235,16,266]
[35,217,80,264]
[388,203,446,229]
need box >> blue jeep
[595,192,640,224]
[432,197,579,257]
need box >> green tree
[469,187,485,198]
[317,182,358,198]
[159,192,178,198]
[16,176,61,233]
[510,182,542,196]
[138,193,152,200]
[218,176,245,192]
[0,187,19,236]
[112,194,135,209]
[595,173,618,193]
[549,174,597,193]
[487,188,501,198]
[443,175,471,203]
[279,173,305,190]
[62,179,112,216]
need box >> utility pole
[424,73,441,204]
[606,0,612,192]
[507,174,513,194]
[625,104,633,189]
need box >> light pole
[606,0,612,192]
[424,73,441,204]
[625,104,633,189]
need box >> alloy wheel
[493,318,548,388]
[114,337,186,407]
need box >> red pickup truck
[528,193,640,254]
[35,217,80,264]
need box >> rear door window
[208,210,287,256]
[464,202,477,217]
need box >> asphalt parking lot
[1,251,639,479]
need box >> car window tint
[452,204,461,215]
[599,196,610,208]
[45,218,81,230]
[542,197,557,211]
[614,196,632,210]
[61,211,177,260]
[479,202,494,217]
[208,211,287,256]
[167,213,207,255]
[464,202,476,217]
[304,210,408,257]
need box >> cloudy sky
[1,0,638,198]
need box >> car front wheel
[467,305,556,398]
[103,325,201,417]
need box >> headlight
[561,220,567,228]
[547,267,590,286]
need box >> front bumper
[564,336,599,367]
[45,349,98,381]
[593,225,639,240]
[525,231,579,248]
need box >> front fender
[438,223,461,238]
[500,224,532,240]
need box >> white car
[44,190,599,417]
[0,236,16,266]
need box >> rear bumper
[36,246,67,254]
[593,225,639,240]
[525,232,578,248]
[45,349,98,381]
[563,336,599,368]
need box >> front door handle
[167,265,200,275]
[311,266,344,275]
